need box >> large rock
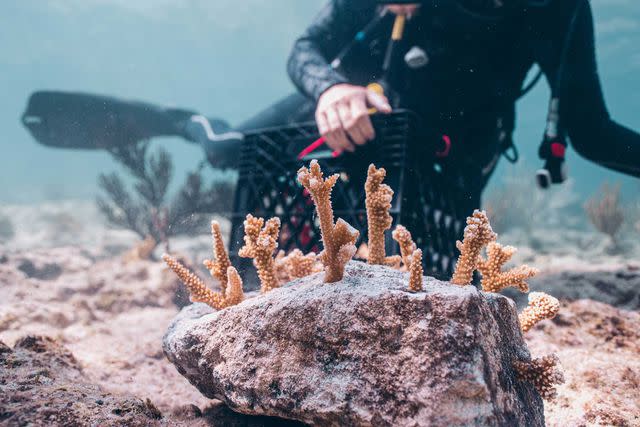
[163,261,544,426]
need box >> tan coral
[224,266,245,306]
[239,214,281,293]
[365,164,394,265]
[407,249,424,292]
[392,225,417,269]
[162,254,243,310]
[297,160,359,283]
[514,354,564,400]
[203,220,232,294]
[477,242,538,293]
[274,249,322,284]
[451,210,497,285]
[519,292,560,333]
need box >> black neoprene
[285,0,640,178]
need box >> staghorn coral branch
[224,266,245,306]
[275,249,322,284]
[477,242,538,293]
[365,164,394,265]
[519,292,560,333]
[392,225,417,270]
[451,210,497,285]
[408,249,424,292]
[297,160,359,283]
[203,220,231,294]
[163,254,228,310]
[239,214,281,293]
[514,354,564,400]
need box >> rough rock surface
[164,261,544,426]
[0,336,167,426]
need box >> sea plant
[584,183,624,251]
[97,141,234,253]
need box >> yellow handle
[391,14,406,41]
[366,82,385,114]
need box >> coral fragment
[478,242,538,293]
[297,160,359,283]
[203,220,232,294]
[392,225,417,270]
[519,292,560,333]
[514,354,564,400]
[274,249,322,284]
[365,164,394,265]
[451,210,497,285]
[162,254,243,310]
[239,214,281,293]
[408,249,424,292]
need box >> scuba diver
[22,0,640,267]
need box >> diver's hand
[315,84,392,154]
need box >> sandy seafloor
[0,200,639,426]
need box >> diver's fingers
[339,102,365,146]
[351,97,375,142]
[365,90,392,113]
[325,107,353,153]
[316,110,330,137]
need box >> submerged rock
[163,261,544,426]
[0,336,167,426]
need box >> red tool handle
[297,136,340,160]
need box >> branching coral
[451,210,497,285]
[514,354,564,400]
[239,214,281,293]
[203,220,232,294]
[224,266,245,306]
[162,254,243,309]
[297,160,359,283]
[477,242,538,293]
[274,249,322,284]
[408,249,424,292]
[584,183,624,247]
[519,292,560,333]
[365,164,395,265]
[392,225,417,269]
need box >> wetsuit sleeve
[287,0,372,101]
[533,0,640,177]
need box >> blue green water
[1,0,638,203]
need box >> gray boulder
[163,261,544,426]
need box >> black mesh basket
[230,111,470,285]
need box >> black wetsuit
[240,0,640,188]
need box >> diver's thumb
[365,90,392,113]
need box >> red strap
[297,136,341,159]
[435,134,452,158]
[297,136,326,159]
[551,142,566,158]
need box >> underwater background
[1,0,639,203]
[2,2,640,425]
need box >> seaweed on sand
[97,141,234,253]
[584,183,625,252]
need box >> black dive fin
[21,91,198,150]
